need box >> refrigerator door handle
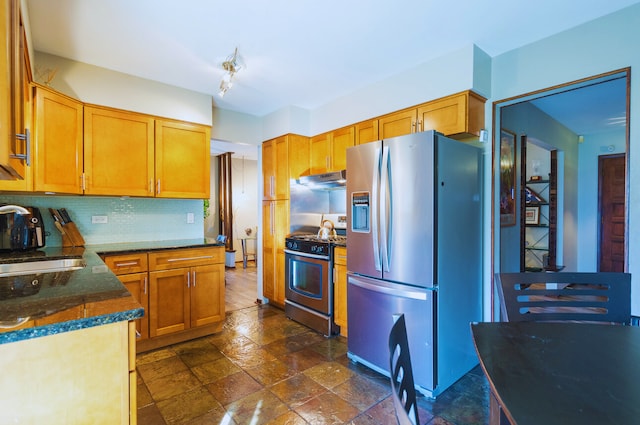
[348,274,428,301]
[372,147,381,271]
[380,145,390,272]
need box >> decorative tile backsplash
[1,195,204,246]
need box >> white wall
[492,3,640,314]
[34,52,212,125]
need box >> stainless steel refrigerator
[346,130,482,398]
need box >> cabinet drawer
[334,247,347,266]
[149,247,224,271]
[103,253,148,275]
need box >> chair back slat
[496,272,631,324]
[388,314,420,425]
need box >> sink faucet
[0,204,30,215]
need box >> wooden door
[355,119,379,145]
[33,86,83,194]
[149,269,190,337]
[331,126,354,171]
[598,154,626,272]
[333,247,348,336]
[262,136,289,200]
[378,108,416,139]
[84,106,155,196]
[310,132,330,174]
[262,201,276,300]
[155,119,210,199]
[262,200,288,304]
[288,134,310,180]
[190,263,225,327]
[118,272,149,340]
[273,136,289,199]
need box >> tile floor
[136,304,490,424]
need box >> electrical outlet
[187,212,195,224]
[92,215,108,224]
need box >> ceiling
[25,0,637,159]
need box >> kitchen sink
[0,258,86,277]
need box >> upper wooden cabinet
[155,119,211,199]
[379,108,417,139]
[84,105,155,196]
[419,90,486,140]
[355,119,379,145]
[310,126,354,174]
[309,132,330,174]
[0,0,29,181]
[378,90,486,140]
[262,135,289,200]
[33,85,84,194]
[287,134,310,181]
[331,126,354,171]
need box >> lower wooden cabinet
[333,246,348,336]
[103,252,149,341]
[148,263,224,337]
[102,245,225,352]
[262,200,288,307]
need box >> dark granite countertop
[0,239,224,344]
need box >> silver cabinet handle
[192,271,196,287]
[167,255,213,262]
[143,276,147,295]
[187,271,190,288]
[12,129,31,165]
[115,261,139,267]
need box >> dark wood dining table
[471,321,640,425]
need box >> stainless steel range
[284,228,346,336]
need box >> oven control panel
[286,239,330,256]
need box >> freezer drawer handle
[349,275,428,301]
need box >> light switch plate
[187,212,195,224]
[92,215,108,224]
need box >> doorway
[494,68,629,280]
[598,154,626,272]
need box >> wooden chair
[388,314,420,425]
[495,272,631,324]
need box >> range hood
[297,170,346,189]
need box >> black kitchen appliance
[0,206,46,252]
[284,230,346,336]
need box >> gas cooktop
[287,234,346,244]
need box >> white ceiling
[25,0,636,159]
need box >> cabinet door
[103,252,148,275]
[149,268,190,337]
[263,135,289,200]
[84,106,155,196]
[32,86,83,194]
[262,200,288,304]
[0,0,27,181]
[190,263,225,327]
[118,272,149,341]
[355,119,379,145]
[418,91,485,139]
[333,247,348,336]
[331,126,354,171]
[288,134,309,181]
[155,119,211,199]
[262,201,276,300]
[309,132,330,174]
[379,108,417,139]
[0,1,11,177]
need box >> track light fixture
[219,47,243,98]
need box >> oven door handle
[284,249,330,261]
